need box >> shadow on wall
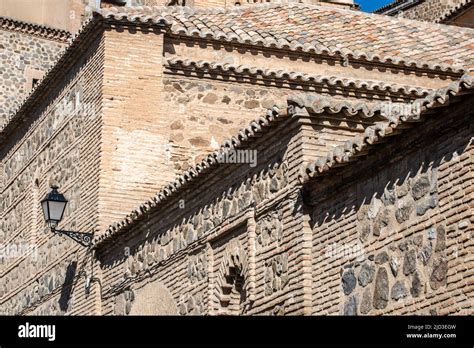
[95,119,296,315]
[59,261,77,312]
[307,107,472,315]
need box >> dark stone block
[419,244,432,265]
[403,249,417,275]
[343,295,358,316]
[395,201,413,223]
[435,225,446,252]
[412,175,431,200]
[342,269,357,295]
[410,271,423,298]
[389,256,399,277]
[358,262,375,287]
[359,221,371,242]
[270,177,280,193]
[222,200,232,217]
[360,287,372,314]
[373,267,389,309]
[416,197,431,216]
[430,257,447,290]
[382,187,396,206]
[391,281,407,300]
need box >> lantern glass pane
[41,201,49,221]
[48,201,67,222]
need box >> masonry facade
[375,0,474,27]
[0,2,473,316]
[95,80,473,315]
[0,18,70,127]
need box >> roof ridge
[165,56,432,97]
[373,0,474,27]
[303,73,474,180]
[373,0,419,14]
[0,16,71,42]
[97,2,282,17]
[97,7,469,74]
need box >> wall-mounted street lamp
[41,186,94,247]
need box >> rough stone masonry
[0,0,473,315]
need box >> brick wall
[1,15,471,317]
[96,90,472,316]
[306,100,473,315]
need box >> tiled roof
[166,57,431,98]
[0,16,71,42]
[1,3,472,143]
[302,73,474,180]
[98,3,473,72]
[94,74,474,248]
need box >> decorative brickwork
[1,3,473,316]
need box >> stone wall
[307,100,473,315]
[397,0,469,23]
[97,116,312,315]
[0,28,66,127]
[0,31,105,315]
[0,21,385,316]
[97,94,473,316]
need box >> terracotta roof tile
[97,3,474,72]
[165,56,432,98]
[302,74,474,180]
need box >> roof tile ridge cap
[394,12,474,30]
[163,56,432,95]
[302,73,474,182]
[347,48,467,73]
[372,0,408,14]
[222,2,282,14]
[424,73,474,98]
[95,105,285,245]
[288,93,381,117]
[96,5,190,17]
[169,38,466,76]
[0,17,99,136]
[460,72,474,86]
